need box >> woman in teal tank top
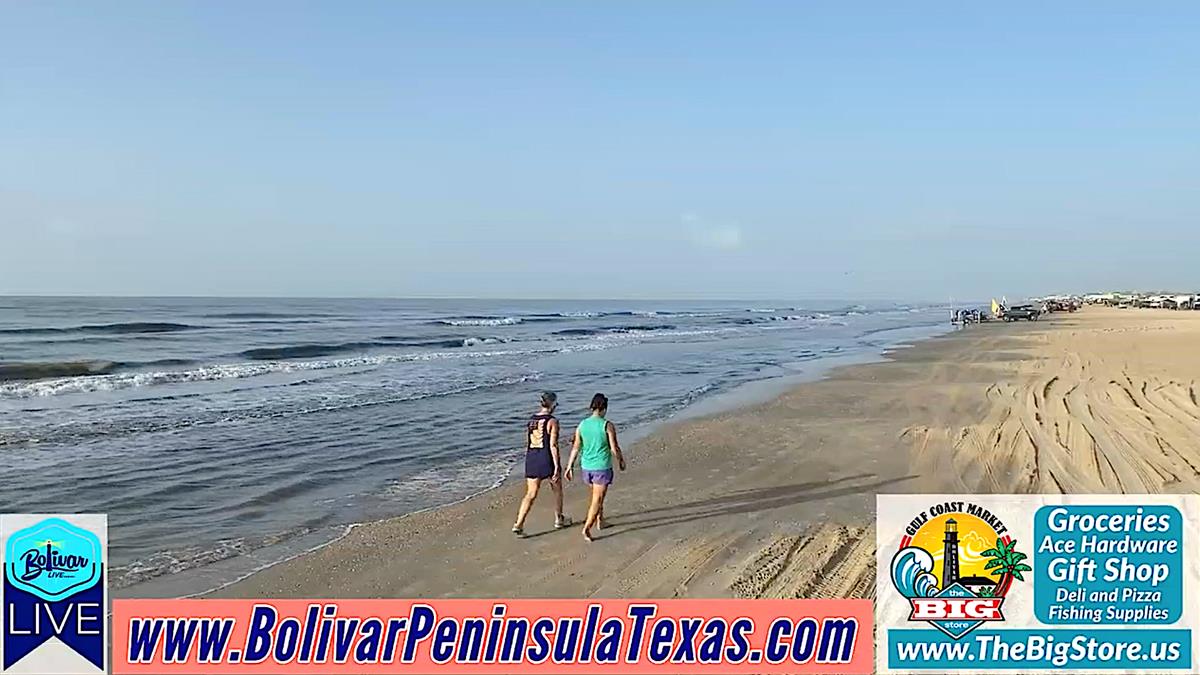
[566,393,626,541]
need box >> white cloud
[682,213,743,251]
[696,226,743,250]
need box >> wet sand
[215,307,1200,599]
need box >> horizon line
[0,292,950,303]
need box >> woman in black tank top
[512,392,572,536]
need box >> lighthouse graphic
[942,518,960,586]
[891,508,1024,640]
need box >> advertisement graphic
[111,598,873,673]
[877,495,1199,673]
[891,505,1025,640]
[1,514,107,675]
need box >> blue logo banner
[2,514,106,674]
[3,570,105,670]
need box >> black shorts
[525,447,554,479]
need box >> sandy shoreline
[213,307,1200,599]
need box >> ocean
[0,296,948,595]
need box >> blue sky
[2,2,1197,299]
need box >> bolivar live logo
[890,500,1029,640]
[2,514,107,674]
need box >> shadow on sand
[592,473,917,538]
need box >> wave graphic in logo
[891,546,939,598]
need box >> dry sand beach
[216,307,1200,600]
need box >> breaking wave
[436,316,522,327]
[0,360,118,382]
[239,342,384,361]
[461,337,506,347]
[0,358,213,383]
[239,335,511,361]
[203,312,330,319]
[552,324,677,337]
[0,347,551,399]
[428,310,730,325]
[608,310,662,317]
[0,320,730,397]
[7,371,543,450]
[0,322,206,335]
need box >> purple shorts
[582,468,614,486]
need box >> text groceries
[1034,504,1184,626]
[111,598,873,673]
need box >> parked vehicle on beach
[952,308,984,325]
[1003,304,1040,321]
[1138,296,1167,308]
[1045,299,1079,313]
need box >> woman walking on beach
[566,393,626,542]
[512,392,571,537]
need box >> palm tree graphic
[981,537,1032,593]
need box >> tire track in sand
[729,523,874,599]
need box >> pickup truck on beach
[1003,304,1040,321]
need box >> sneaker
[512,525,525,537]
[554,514,573,529]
